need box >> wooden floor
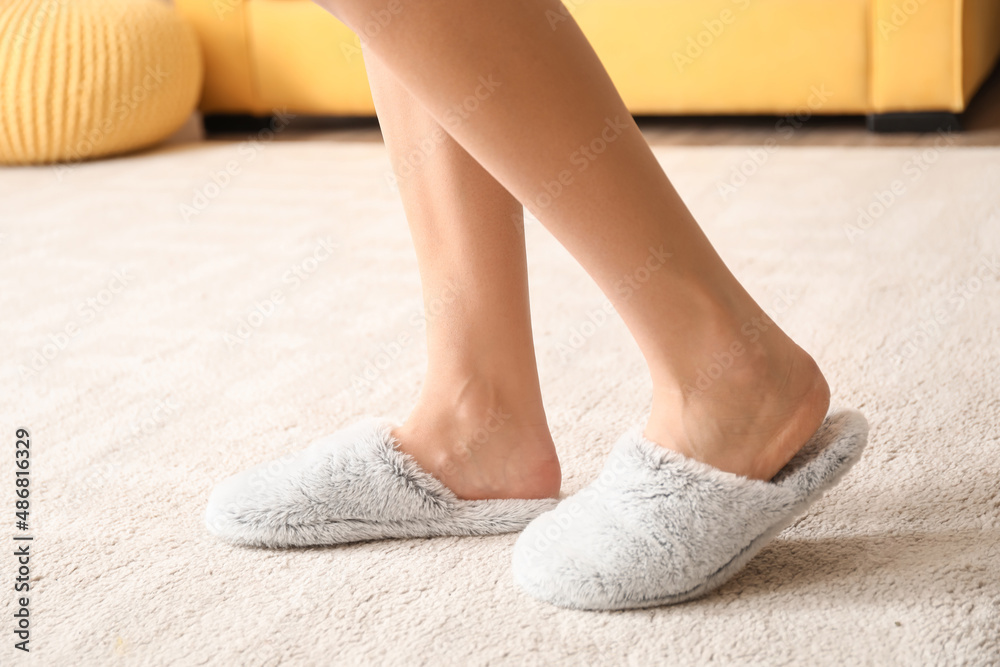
[251,62,1000,147]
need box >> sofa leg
[202,114,277,135]
[866,112,962,133]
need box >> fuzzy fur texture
[512,409,870,610]
[205,418,558,547]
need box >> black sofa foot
[866,111,962,133]
[202,114,277,135]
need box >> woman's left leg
[365,53,561,501]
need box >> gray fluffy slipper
[205,418,558,547]
[512,408,869,610]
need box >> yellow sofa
[175,0,1000,131]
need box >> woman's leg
[364,54,560,500]
[324,0,829,480]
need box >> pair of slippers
[205,409,869,610]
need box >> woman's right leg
[319,0,829,481]
[364,54,560,501]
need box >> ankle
[407,369,550,434]
[393,372,560,500]
[642,295,798,399]
[646,328,831,479]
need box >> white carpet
[2,138,999,665]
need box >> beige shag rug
[2,136,999,666]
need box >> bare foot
[391,378,561,501]
[645,328,831,481]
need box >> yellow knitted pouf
[0,0,203,165]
